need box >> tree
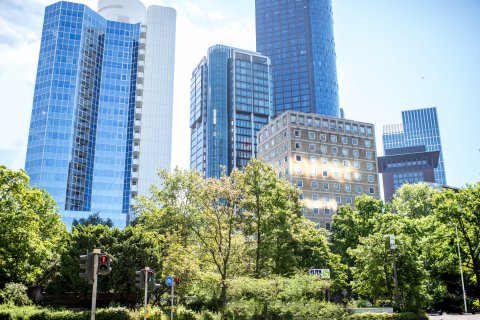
[434,183,480,298]
[0,166,66,285]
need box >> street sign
[309,268,331,279]
[389,234,396,250]
[165,276,173,287]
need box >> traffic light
[98,253,111,275]
[79,253,93,282]
[135,269,145,289]
[147,270,161,291]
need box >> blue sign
[165,276,173,287]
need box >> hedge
[0,305,137,320]
[346,312,428,320]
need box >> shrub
[346,312,428,320]
[0,283,32,306]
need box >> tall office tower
[383,107,446,186]
[190,45,273,178]
[255,0,340,117]
[258,111,380,230]
[25,0,176,228]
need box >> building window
[352,138,358,146]
[321,157,328,165]
[366,150,372,159]
[322,170,328,177]
[355,173,362,182]
[368,175,374,183]
[284,156,288,163]
[342,148,349,156]
[325,208,331,215]
[334,172,339,179]
[353,149,359,158]
[299,193,304,200]
[310,156,316,163]
[345,184,351,192]
[331,135,337,143]
[297,180,303,187]
[367,127,373,136]
[370,187,375,194]
[295,167,302,174]
[323,196,330,203]
[326,222,331,230]
[334,183,340,191]
[356,185,362,193]
[296,155,302,162]
[308,132,315,139]
[346,197,353,204]
[295,142,301,149]
[367,162,374,171]
[312,194,319,201]
[284,168,289,175]
[311,180,318,189]
[332,147,338,155]
[354,161,360,169]
[294,130,301,137]
[320,134,327,141]
[323,182,329,190]
[342,136,348,144]
[344,172,351,180]
[336,196,342,204]
[311,169,317,177]
[333,159,339,167]
[283,130,287,138]
[365,140,371,148]
[320,145,327,154]
[343,160,350,168]
[309,144,316,152]
[313,208,319,215]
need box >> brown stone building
[257,111,381,230]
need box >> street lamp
[452,222,468,314]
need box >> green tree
[0,166,66,285]
[434,183,480,298]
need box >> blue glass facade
[383,107,446,185]
[255,0,339,117]
[25,1,140,228]
[190,45,273,178]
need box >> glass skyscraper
[25,0,176,228]
[255,0,340,117]
[383,107,446,185]
[190,45,273,178]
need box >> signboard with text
[309,268,331,279]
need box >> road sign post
[90,249,101,320]
[143,267,150,320]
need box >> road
[428,314,480,320]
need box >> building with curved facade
[25,0,176,228]
[255,0,340,117]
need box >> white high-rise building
[98,0,176,200]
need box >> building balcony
[130,183,138,193]
[138,49,146,58]
[136,83,144,93]
[133,131,141,141]
[134,119,141,129]
[137,60,145,71]
[139,38,146,49]
[132,157,140,168]
[133,144,140,155]
[140,25,147,35]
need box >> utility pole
[171,280,174,320]
[453,223,468,314]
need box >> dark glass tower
[255,0,340,117]
[190,45,273,178]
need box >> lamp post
[453,222,468,314]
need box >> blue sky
[0,0,479,188]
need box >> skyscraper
[190,45,273,178]
[25,0,176,228]
[383,107,446,186]
[255,0,340,117]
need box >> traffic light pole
[143,267,150,320]
[90,249,101,320]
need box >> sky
[0,0,479,189]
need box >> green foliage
[0,166,67,285]
[0,305,137,320]
[0,283,31,306]
[346,312,427,320]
